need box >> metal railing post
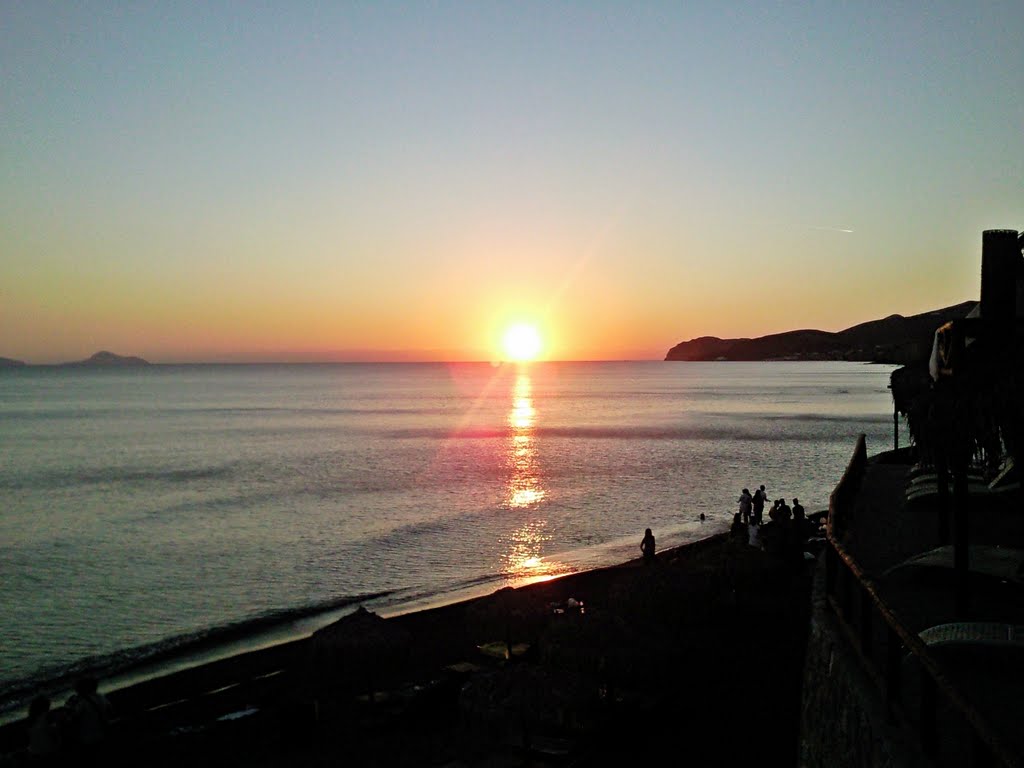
[920,668,938,759]
[971,730,995,768]
[885,625,902,721]
[825,543,837,598]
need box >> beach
[0,360,899,707]
[1,526,819,766]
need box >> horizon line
[5,357,665,367]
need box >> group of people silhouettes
[735,484,808,556]
[638,480,811,564]
[20,676,114,764]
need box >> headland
[665,302,976,363]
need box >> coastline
[0,525,817,765]
[0,520,729,728]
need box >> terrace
[814,229,1023,767]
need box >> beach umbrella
[307,606,412,699]
[467,587,546,660]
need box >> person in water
[641,528,656,563]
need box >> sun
[502,323,543,362]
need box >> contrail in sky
[809,225,854,233]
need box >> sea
[0,360,904,716]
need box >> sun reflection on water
[500,369,566,585]
[505,372,544,510]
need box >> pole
[893,405,899,452]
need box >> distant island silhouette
[1,351,151,367]
[665,301,976,364]
[60,350,150,367]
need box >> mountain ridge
[665,301,977,363]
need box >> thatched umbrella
[467,587,546,660]
[307,606,412,705]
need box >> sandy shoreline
[0,522,729,729]
[0,534,719,726]
[1,524,818,765]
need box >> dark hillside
[666,301,977,363]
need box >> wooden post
[885,626,902,721]
[936,450,951,546]
[970,731,995,768]
[893,404,899,452]
[953,453,971,618]
[920,669,938,758]
[950,326,971,619]
[825,543,837,599]
[980,229,1018,331]
[860,585,874,659]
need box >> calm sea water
[0,361,902,709]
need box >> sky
[2,2,1021,363]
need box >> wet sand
[2,528,818,767]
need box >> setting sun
[502,324,543,362]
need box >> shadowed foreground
[9,533,816,767]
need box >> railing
[824,436,1019,768]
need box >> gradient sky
[3,2,1022,363]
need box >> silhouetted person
[777,498,792,522]
[752,485,768,524]
[738,488,752,525]
[641,528,656,563]
[730,512,746,543]
[792,498,805,527]
[27,695,62,761]
[747,519,762,550]
[699,512,705,522]
[66,677,114,756]
[792,498,807,547]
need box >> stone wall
[799,560,928,768]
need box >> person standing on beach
[738,489,752,525]
[777,498,792,522]
[747,518,762,550]
[792,498,806,537]
[65,677,114,756]
[752,485,767,525]
[641,528,656,563]
[27,695,62,759]
[730,512,746,543]
[792,498,805,524]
